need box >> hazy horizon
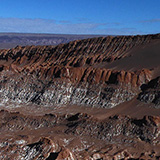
[0,0,160,35]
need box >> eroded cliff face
[1,33,160,159]
[138,76,160,107]
[1,34,159,108]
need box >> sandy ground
[1,96,160,120]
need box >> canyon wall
[0,34,160,108]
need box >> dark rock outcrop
[138,76,160,107]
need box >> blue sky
[0,0,160,35]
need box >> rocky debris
[56,148,76,160]
[138,76,160,107]
[3,109,159,145]
[84,149,132,160]
[21,137,60,160]
[0,110,160,159]
[0,136,76,160]
[0,109,61,132]
[66,114,160,144]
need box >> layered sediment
[1,34,159,108]
[1,33,160,159]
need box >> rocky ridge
[1,33,160,159]
[1,34,159,108]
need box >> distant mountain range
[0,32,105,49]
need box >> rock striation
[1,33,160,159]
[1,34,159,108]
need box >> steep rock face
[0,34,159,108]
[138,76,160,107]
[0,69,151,108]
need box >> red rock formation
[1,34,158,87]
[0,33,160,109]
[1,33,160,159]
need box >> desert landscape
[0,33,160,159]
[0,33,102,49]
[0,0,160,159]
